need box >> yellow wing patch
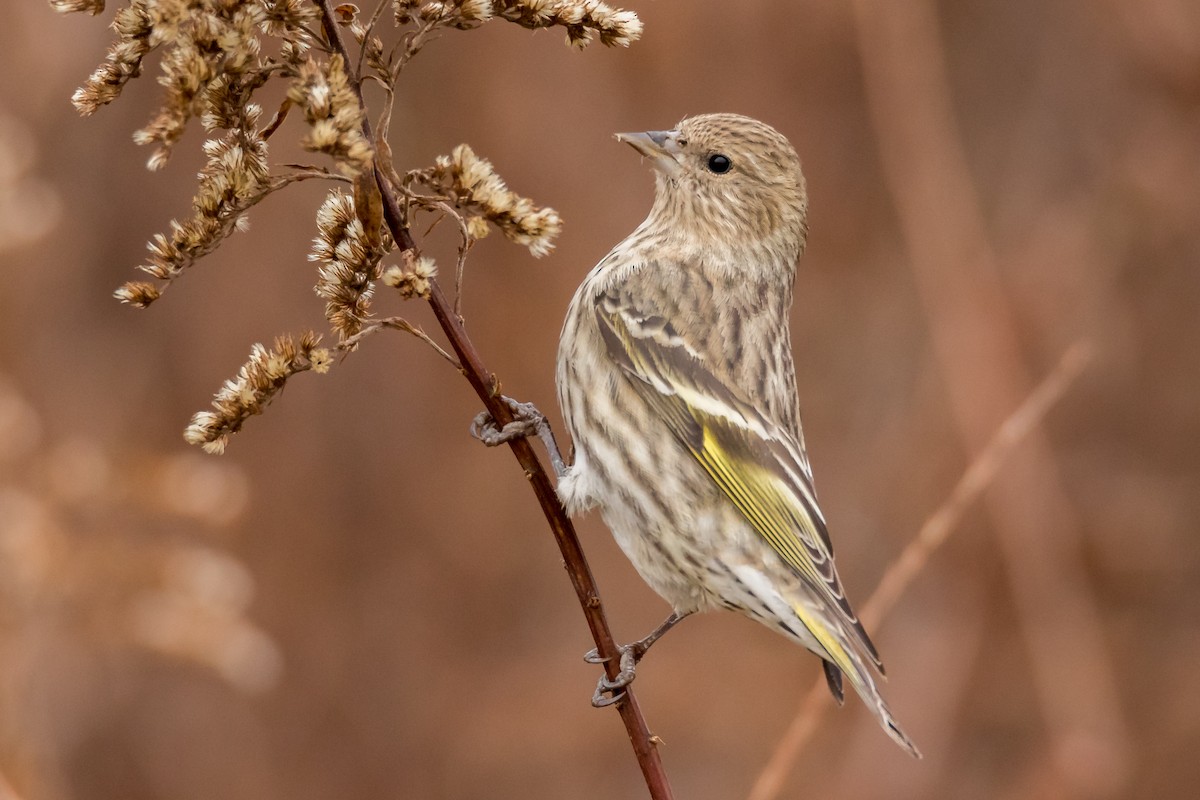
[791,601,853,674]
[695,423,824,587]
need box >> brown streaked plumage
[556,113,919,756]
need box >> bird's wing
[594,281,882,670]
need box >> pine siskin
[555,113,920,757]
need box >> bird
[553,112,920,757]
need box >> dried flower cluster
[133,1,269,169]
[64,0,318,150]
[311,190,389,338]
[413,144,563,257]
[68,1,154,117]
[115,122,272,307]
[408,0,642,48]
[383,251,439,299]
[61,0,299,169]
[54,0,638,450]
[287,54,374,176]
[184,333,331,454]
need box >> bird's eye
[707,154,732,174]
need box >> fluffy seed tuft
[184,333,327,454]
[382,252,437,299]
[414,144,562,257]
[287,55,373,176]
[310,190,390,339]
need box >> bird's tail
[791,600,922,759]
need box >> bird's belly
[573,426,749,615]
[595,491,731,614]
[581,444,827,654]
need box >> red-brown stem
[314,4,674,797]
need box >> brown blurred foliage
[2,1,1200,799]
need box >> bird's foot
[585,644,644,708]
[583,611,691,707]
[469,396,567,477]
[470,396,543,446]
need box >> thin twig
[273,168,353,186]
[338,315,461,367]
[421,211,445,239]
[431,200,474,318]
[312,3,675,798]
[747,341,1093,800]
[356,0,391,79]
[389,16,442,86]
[849,1,1130,792]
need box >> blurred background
[2,1,1199,798]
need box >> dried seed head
[491,0,642,48]
[260,0,321,36]
[426,144,562,257]
[466,216,490,241]
[419,0,492,28]
[394,0,421,24]
[309,349,333,374]
[70,28,152,115]
[117,126,271,306]
[402,1,639,44]
[310,190,389,339]
[184,333,328,454]
[348,19,387,72]
[113,281,162,308]
[90,0,271,167]
[458,0,494,23]
[382,253,437,299]
[287,55,373,176]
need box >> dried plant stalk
[747,341,1093,800]
[850,0,1130,792]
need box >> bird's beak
[615,129,683,176]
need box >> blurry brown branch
[0,766,22,800]
[747,340,1094,800]
[314,3,675,798]
[849,1,1131,795]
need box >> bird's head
[616,113,809,259]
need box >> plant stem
[313,3,675,797]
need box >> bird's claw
[589,645,640,708]
[470,396,544,447]
[583,612,690,708]
[470,395,569,478]
[592,683,625,708]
